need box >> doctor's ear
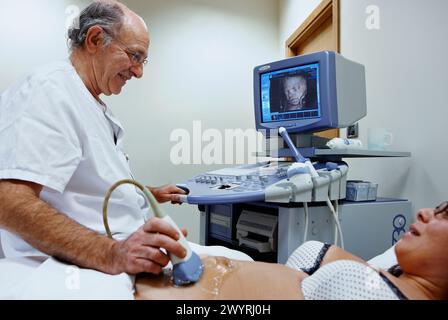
[84,26,107,53]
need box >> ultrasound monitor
[254,51,367,136]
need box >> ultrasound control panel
[178,161,348,205]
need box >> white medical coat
[0,60,146,257]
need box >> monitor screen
[260,63,321,124]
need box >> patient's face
[396,208,448,276]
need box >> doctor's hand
[111,217,188,275]
[148,184,187,205]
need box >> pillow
[367,245,398,270]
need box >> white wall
[0,0,279,243]
[279,0,448,213]
[107,0,279,242]
[0,0,90,89]
[278,0,322,55]
[340,0,448,211]
[0,0,91,256]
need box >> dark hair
[67,1,125,51]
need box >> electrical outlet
[347,123,359,138]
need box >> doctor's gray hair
[67,1,125,51]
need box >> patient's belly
[135,256,305,300]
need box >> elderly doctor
[0,1,189,276]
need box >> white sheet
[0,242,253,300]
[0,257,135,300]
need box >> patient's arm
[135,256,307,300]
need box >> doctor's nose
[130,64,144,79]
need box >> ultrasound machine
[177,51,412,263]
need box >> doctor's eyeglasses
[112,38,148,67]
[434,201,448,217]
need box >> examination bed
[0,237,398,300]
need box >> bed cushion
[367,245,398,270]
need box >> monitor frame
[254,51,338,136]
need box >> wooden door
[285,0,340,140]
